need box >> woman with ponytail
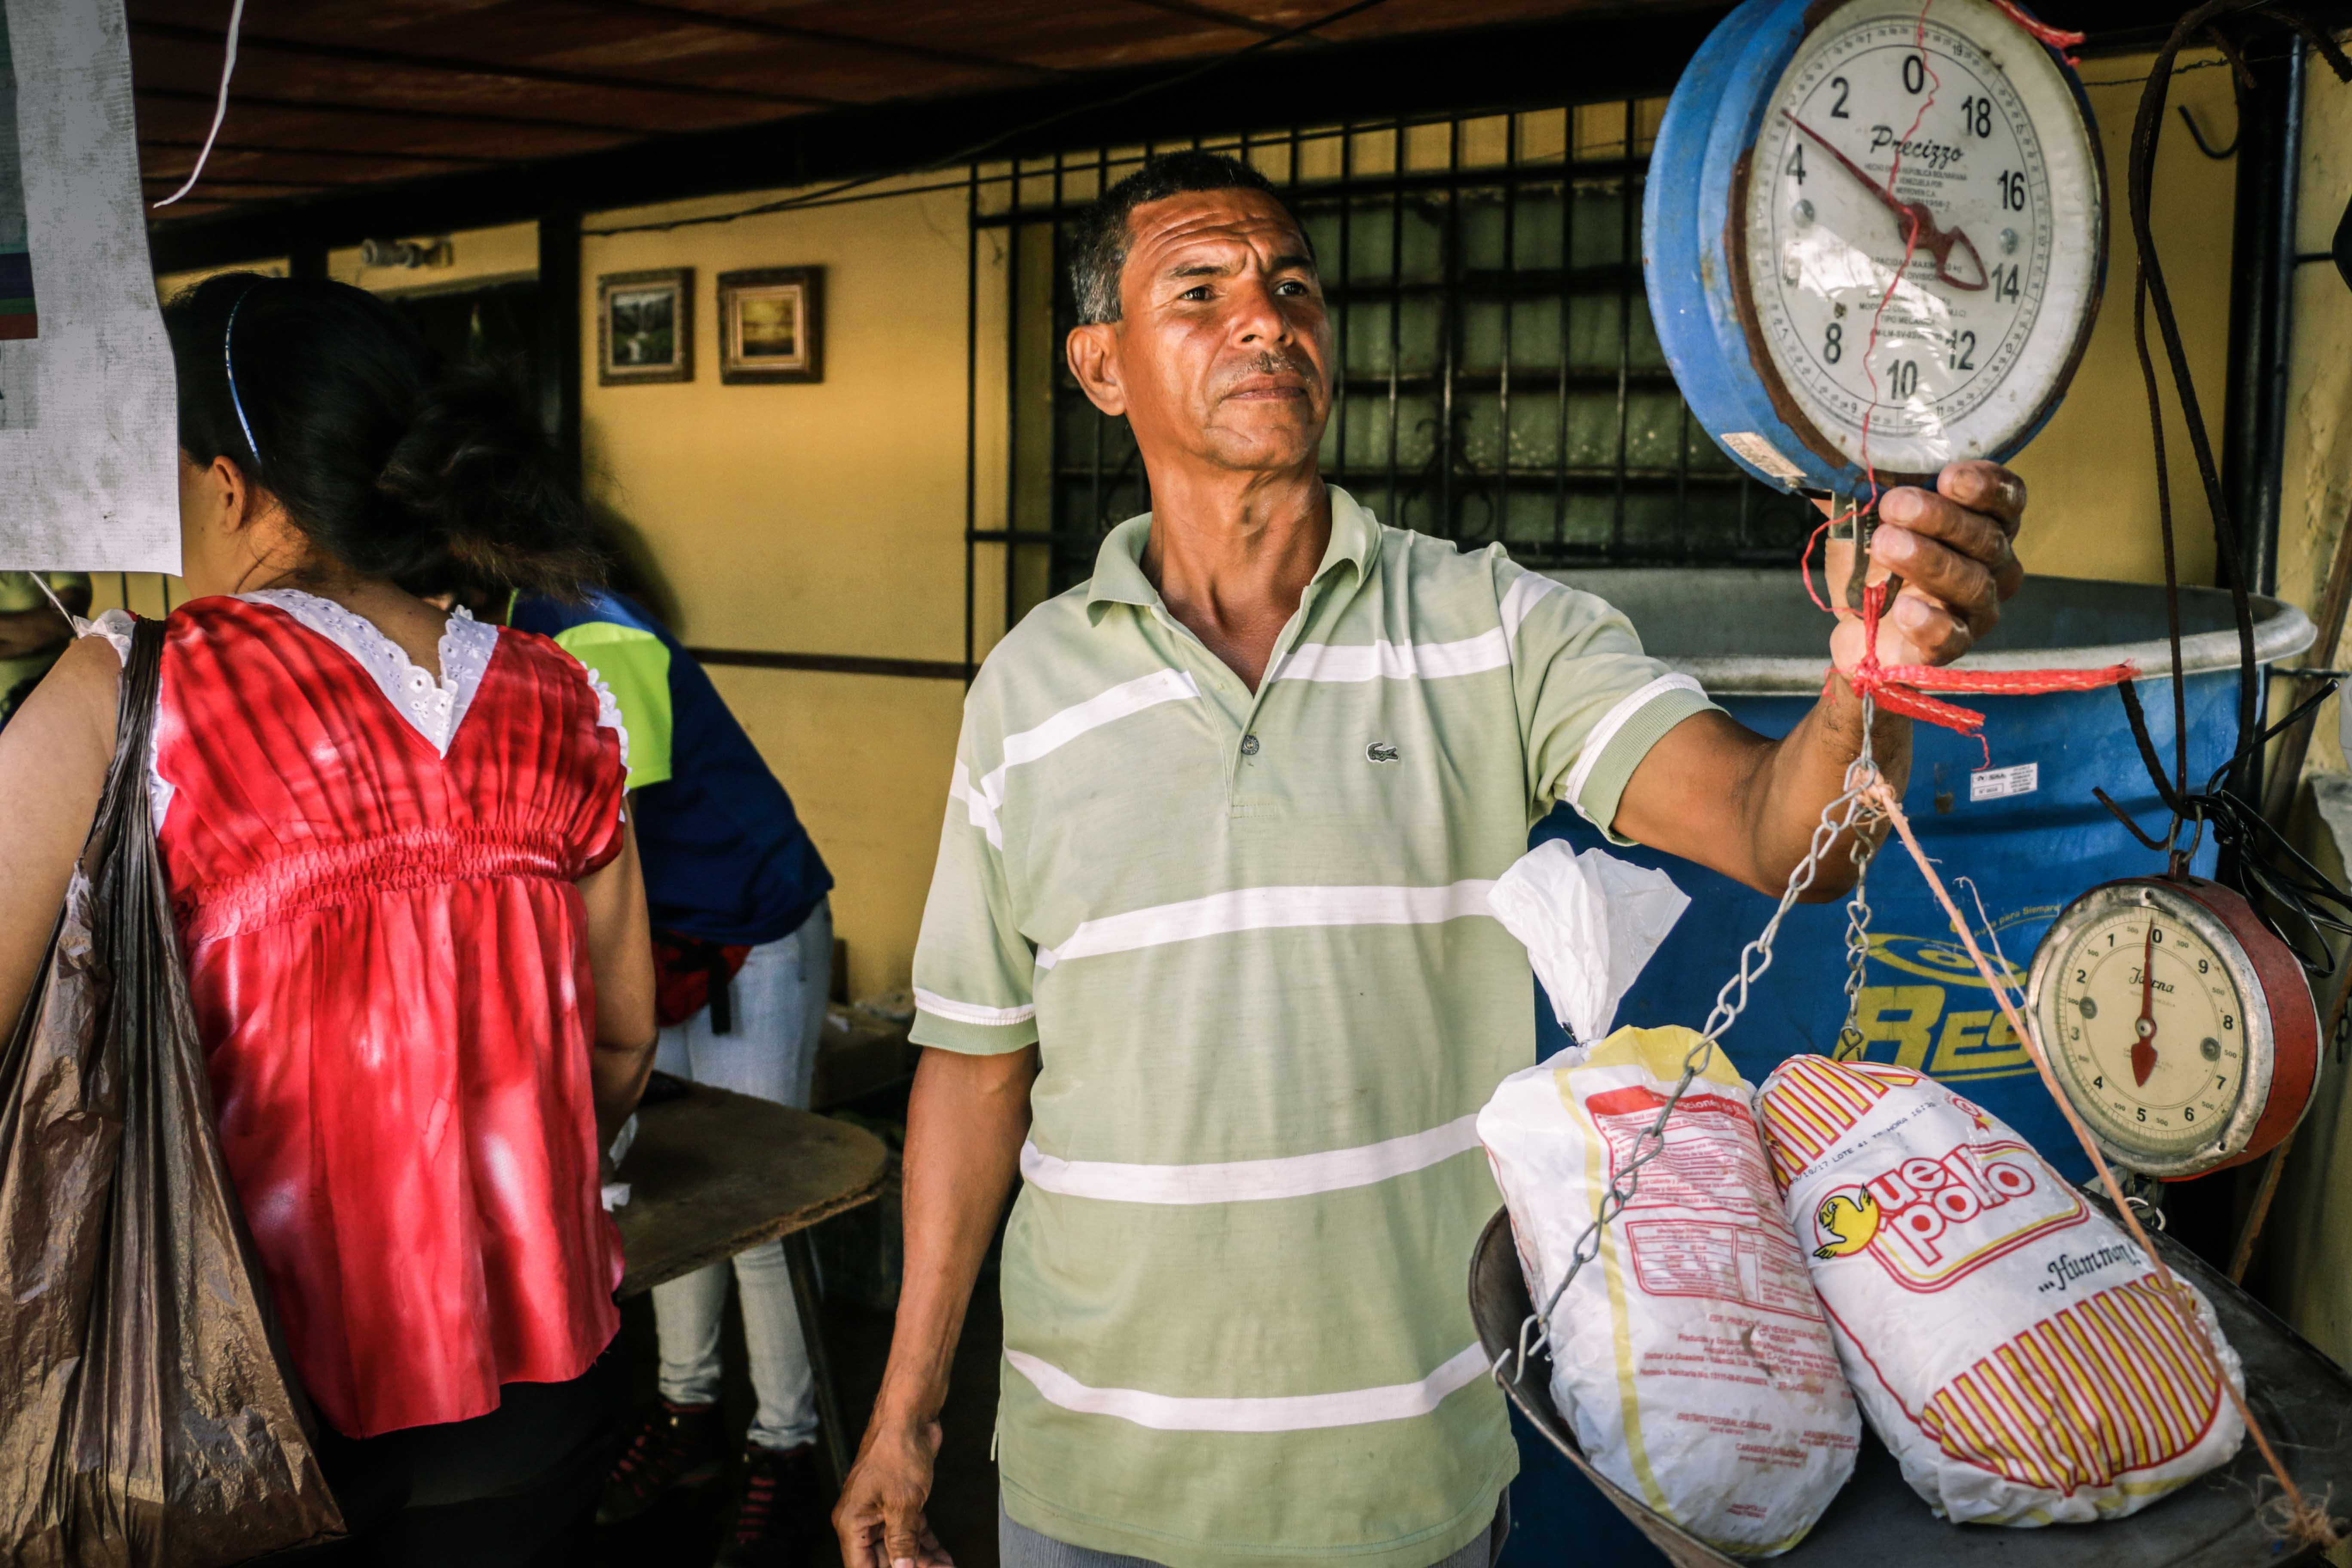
[0,272,658,1563]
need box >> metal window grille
[968,104,1819,627]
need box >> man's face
[1069,187,1332,478]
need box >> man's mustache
[1216,350,1323,394]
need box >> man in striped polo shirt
[836,152,2027,1568]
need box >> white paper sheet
[0,0,178,574]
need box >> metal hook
[1511,1311,1544,1385]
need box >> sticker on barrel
[1970,762,2039,802]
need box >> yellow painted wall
[2006,52,2236,586]
[579,174,999,1000]
[2271,65,2352,780]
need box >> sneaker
[597,1400,723,1525]
[713,1442,821,1568]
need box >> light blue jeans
[650,899,832,1452]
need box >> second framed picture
[717,267,824,384]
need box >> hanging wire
[150,0,247,210]
[2098,677,2352,971]
[2105,3,2352,959]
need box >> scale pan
[1469,1205,2352,1567]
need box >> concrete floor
[593,1264,1005,1568]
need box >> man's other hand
[834,1416,954,1568]
[1826,459,2025,673]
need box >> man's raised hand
[1827,459,2026,674]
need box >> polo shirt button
[1239,734,1261,756]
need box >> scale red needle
[2132,922,2159,1089]
[1778,111,1991,292]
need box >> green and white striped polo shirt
[911,487,1718,1568]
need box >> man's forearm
[870,1044,1036,1429]
[1743,676,1911,900]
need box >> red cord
[1834,581,2134,765]
[1851,5,1943,499]
[1990,0,2086,65]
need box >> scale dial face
[1738,0,2103,477]
[2027,880,2302,1179]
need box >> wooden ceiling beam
[143,176,341,191]
[554,0,1069,80]
[1116,0,1324,43]
[142,138,512,168]
[130,19,847,110]
[133,83,649,137]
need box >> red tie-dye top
[146,592,628,1438]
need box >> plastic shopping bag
[1479,1026,1861,1556]
[1488,842,1688,1047]
[0,619,343,1565]
[1757,1055,2244,1525]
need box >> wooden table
[612,1078,891,1479]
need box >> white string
[149,0,246,210]
[28,572,90,639]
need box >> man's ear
[1066,322,1127,417]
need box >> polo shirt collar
[1084,484,1381,624]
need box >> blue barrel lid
[1541,570,2313,695]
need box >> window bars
[967,104,1820,631]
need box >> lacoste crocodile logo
[1366,742,1400,764]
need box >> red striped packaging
[1757,1055,2244,1525]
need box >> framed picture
[717,267,823,384]
[598,268,692,385]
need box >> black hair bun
[375,365,604,600]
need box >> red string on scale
[1811,0,2128,763]
[1834,579,2137,760]
[1989,0,2087,65]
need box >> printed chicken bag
[1756,1056,2245,1525]
[1478,1026,1861,1556]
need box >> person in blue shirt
[506,588,833,1568]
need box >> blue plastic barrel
[1498,571,2310,1568]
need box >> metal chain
[1837,839,1875,1060]
[1505,706,1887,1383]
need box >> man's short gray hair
[1068,151,1308,326]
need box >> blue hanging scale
[1642,0,2105,561]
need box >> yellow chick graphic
[1813,1190,1880,1260]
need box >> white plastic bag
[1479,1026,1861,1556]
[1757,1056,2245,1525]
[1488,842,1689,1047]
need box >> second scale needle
[2132,920,2160,1089]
